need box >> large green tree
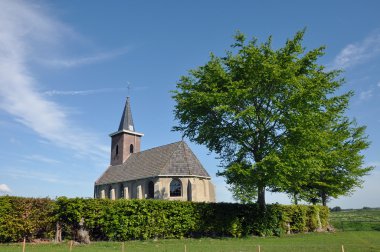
[172,30,370,209]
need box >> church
[94,97,216,202]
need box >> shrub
[0,196,54,242]
[0,196,329,242]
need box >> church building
[94,97,216,202]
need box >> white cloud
[42,86,148,96]
[25,155,61,164]
[0,0,107,159]
[42,88,127,96]
[359,89,373,101]
[6,168,82,185]
[332,30,380,69]
[39,47,129,68]
[0,184,11,193]
[377,81,380,88]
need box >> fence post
[69,240,73,252]
[121,242,125,252]
[22,237,26,252]
[184,244,187,252]
[258,245,261,252]
[341,244,345,252]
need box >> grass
[1,232,380,252]
[329,208,380,231]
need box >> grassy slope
[329,208,380,231]
[1,232,380,252]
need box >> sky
[0,0,379,209]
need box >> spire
[118,97,135,131]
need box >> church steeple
[109,97,143,165]
[118,97,135,132]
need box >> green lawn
[1,232,380,252]
[329,208,380,231]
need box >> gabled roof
[118,97,135,132]
[95,141,211,185]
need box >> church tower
[109,97,143,165]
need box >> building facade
[94,97,215,202]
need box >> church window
[130,144,134,153]
[108,186,113,199]
[170,179,182,197]
[147,181,154,199]
[115,145,119,156]
[119,184,124,199]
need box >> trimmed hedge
[0,197,54,242]
[0,196,329,242]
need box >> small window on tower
[115,145,119,156]
[130,144,134,153]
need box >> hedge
[0,196,329,242]
[0,197,54,242]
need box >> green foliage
[172,30,371,207]
[0,196,329,242]
[0,196,54,242]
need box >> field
[329,208,380,231]
[1,232,380,252]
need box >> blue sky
[0,0,379,208]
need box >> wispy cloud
[42,86,148,96]
[0,184,11,193]
[6,169,81,185]
[377,81,380,88]
[359,89,373,101]
[332,30,380,69]
[42,87,127,96]
[24,155,61,164]
[0,0,107,159]
[40,47,129,68]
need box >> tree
[273,106,372,206]
[172,30,370,209]
[300,121,372,206]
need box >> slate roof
[95,141,211,185]
[118,97,135,132]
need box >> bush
[0,196,55,242]
[331,206,342,212]
[0,196,329,242]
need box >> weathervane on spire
[126,81,131,97]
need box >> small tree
[302,121,372,206]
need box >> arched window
[119,184,124,199]
[108,186,113,199]
[130,144,134,153]
[147,181,154,199]
[170,179,182,197]
[115,145,119,156]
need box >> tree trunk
[257,186,266,211]
[55,222,62,243]
[321,192,327,206]
[293,193,298,205]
